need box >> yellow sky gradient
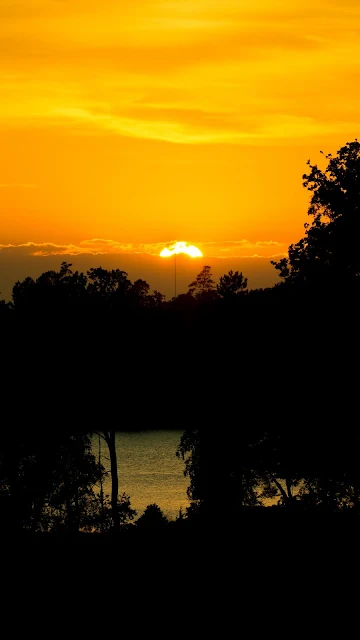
[1,0,360,295]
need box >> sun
[160,241,203,258]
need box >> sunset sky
[1,0,360,299]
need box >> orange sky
[1,0,360,298]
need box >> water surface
[96,430,189,520]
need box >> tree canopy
[217,270,248,299]
[188,265,217,300]
[272,140,360,289]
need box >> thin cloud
[0,238,287,259]
[2,1,360,145]
[44,106,357,145]
[0,240,170,257]
[199,239,286,257]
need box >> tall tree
[188,266,217,300]
[177,429,262,518]
[272,139,360,288]
[95,431,120,532]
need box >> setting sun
[2,0,360,300]
[160,242,203,258]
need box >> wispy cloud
[41,106,360,145]
[0,238,287,259]
[1,1,360,144]
[200,240,287,259]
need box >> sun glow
[160,241,203,258]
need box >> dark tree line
[4,260,248,314]
[1,139,360,532]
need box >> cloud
[2,0,360,145]
[0,240,161,257]
[0,238,287,259]
[199,240,286,257]
[42,105,360,145]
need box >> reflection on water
[94,430,189,520]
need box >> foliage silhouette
[11,262,165,315]
[177,427,360,518]
[87,267,132,304]
[272,140,360,290]
[0,434,103,532]
[136,503,169,529]
[188,265,218,301]
[217,270,248,299]
[83,491,136,532]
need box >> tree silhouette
[12,276,35,309]
[94,431,121,532]
[150,290,166,307]
[177,429,262,517]
[128,278,151,305]
[0,295,11,317]
[12,262,88,310]
[84,491,136,532]
[177,427,360,516]
[272,139,360,289]
[188,266,217,300]
[136,503,169,528]
[0,433,103,532]
[11,263,165,316]
[87,267,132,303]
[47,434,103,533]
[217,270,248,299]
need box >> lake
[94,430,189,521]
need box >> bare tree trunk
[98,434,105,532]
[270,475,289,504]
[103,431,120,532]
[286,478,293,501]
